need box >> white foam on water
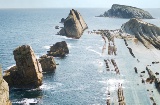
[40,82,63,90]
[43,45,50,49]
[13,98,39,105]
[6,64,16,70]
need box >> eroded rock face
[0,67,11,105]
[47,41,69,57]
[39,55,56,72]
[121,18,160,49]
[59,9,88,38]
[3,45,43,89]
[103,4,153,19]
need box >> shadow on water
[10,88,43,105]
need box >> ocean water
[0,8,160,105]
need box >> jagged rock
[47,41,69,57]
[58,9,88,38]
[3,45,43,89]
[60,18,65,23]
[39,55,56,72]
[102,4,153,19]
[121,18,160,49]
[0,67,11,105]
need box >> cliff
[103,4,153,19]
[121,18,160,49]
[58,9,88,38]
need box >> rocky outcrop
[58,9,88,38]
[121,18,160,49]
[103,4,153,19]
[39,55,56,72]
[47,41,69,57]
[0,67,11,105]
[3,45,43,89]
[60,18,65,23]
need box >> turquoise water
[0,8,160,105]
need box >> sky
[0,0,159,8]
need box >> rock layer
[0,67,11,105]
[103,4,153,19]
[39,55,56,72]
[121,18,160,49]
[47,41,69,57]
[59,9,88,38]
[3,45,43,89]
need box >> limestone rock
[39,55,56,72]
[121,18,160,49]
[60,18,65,23]
[102,4,153,19]
[0,67,11,105]
[3,45,43,89]
[59,9,88,38]
[47,41,69,57]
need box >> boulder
[121,18,160,49]
[59,9,88,38]
[39,55,56,72]
[102,4,153,19]
[0,67,11,105]
[3,45,43,89]
[47,41,69,57]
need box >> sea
[0,8,160,105]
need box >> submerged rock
[103,4,153,19]
[3,45,43,89]
[121,18,160,49]
[47,41,69,57]
[39,55,56,72]
[58,9,88,38]
[0,67,11,105]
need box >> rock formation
[58,9,88,38]
[3,45,43,89]
[102,4,153,19]
[47,41,69,57]
[121,18,160,49]
[39,55,56,72]
[0,67,11,105]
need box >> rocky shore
[58,9,88,39]
[100,4,153,19]
[0,67,11,105]
[121,18,160,49]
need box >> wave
[86,46,102,56]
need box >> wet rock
[3,45,43,89]
[59,9,88,39]
[121,18,160,49]
[60,18,65,23]
[152,61,159,64]
[155,72,159,75]
[39,55,56,72]
[127,47,135,58]
[0,67,12,105]
[47,41,69,57]
[134,67,138,73]
[141,71,145,73]
[102,4,153,19]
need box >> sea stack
[121,18,160,49]
[3,45,43,89]
[0,67,11,105]
[39,55,56,72]
[47,41,69,57]
[58,9,88,38]
[102,4,153,19]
